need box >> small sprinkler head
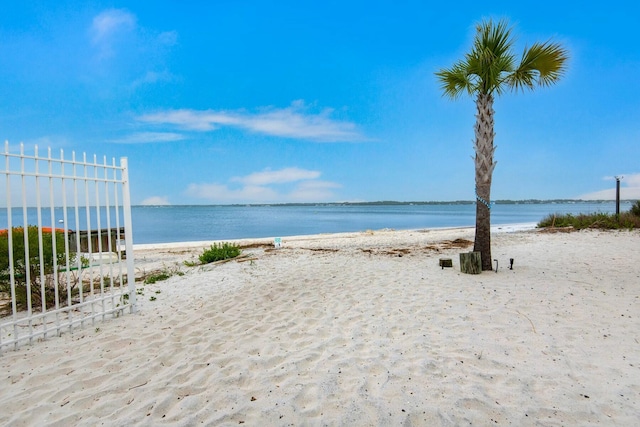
[509,258,514,270]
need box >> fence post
[615,176,622,221]
[120,157,137,313]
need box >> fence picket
[1,142,136,353]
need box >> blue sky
[1,1,639,205]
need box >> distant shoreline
[2,202,628,245]
[134,199,635,207]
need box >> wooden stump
[439,258,453,269]
[460,251,482,274]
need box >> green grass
[144,272,171,284]
[198,242,242,264]
[143,267,183,284]
[538,210,640,230]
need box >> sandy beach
[1,227,639,426]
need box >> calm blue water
[130,201,626,244]
[1,201,629,244]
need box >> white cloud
[140,109,240,131]
[109,132,185,144]
[186,167,341,203]
[577,173,640,200]
[186,183,279,203]
[138,101,366,142]
[232,167,321,186]
[90,9,136,56]
[140,196,170,206]
[620,174,640,188]
[243,105,360,141]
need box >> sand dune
[1,227,639,426]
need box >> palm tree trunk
[473,93,496,271]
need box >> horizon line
[134,199,636,207]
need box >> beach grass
[538,208,640,230]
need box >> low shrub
[630,200,640,217]
[538,211,640,230]
[199,242,241,264]
[0,226,77,311]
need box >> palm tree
[436,19,568,270]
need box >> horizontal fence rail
[1,142,136,353]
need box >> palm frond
[509,41,569,91]
[474,19,514,63]
[466,19,517,95]
[436,19,568,97]
[435,62,474,99]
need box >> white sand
[1,227,639,426]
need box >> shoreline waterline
[2,202,624,245]
[132,221,538,251]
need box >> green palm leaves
[510,41,569,90]
[436,19,568,98]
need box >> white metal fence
[1,142,136,353]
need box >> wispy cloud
[87,9,178,91]
[140,109,238,131]
[138,101,366,142]
[577,173,640,200]
[140,196,171,206]
[289,180,342,201]
[232,167,321,185]
[90,9,136,58]
[186,183,279,203]
[109,132,185,144]
[91,9,136,42]
[186,167,341,203]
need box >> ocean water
[129,201,626,244]
[1,201,629,245]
